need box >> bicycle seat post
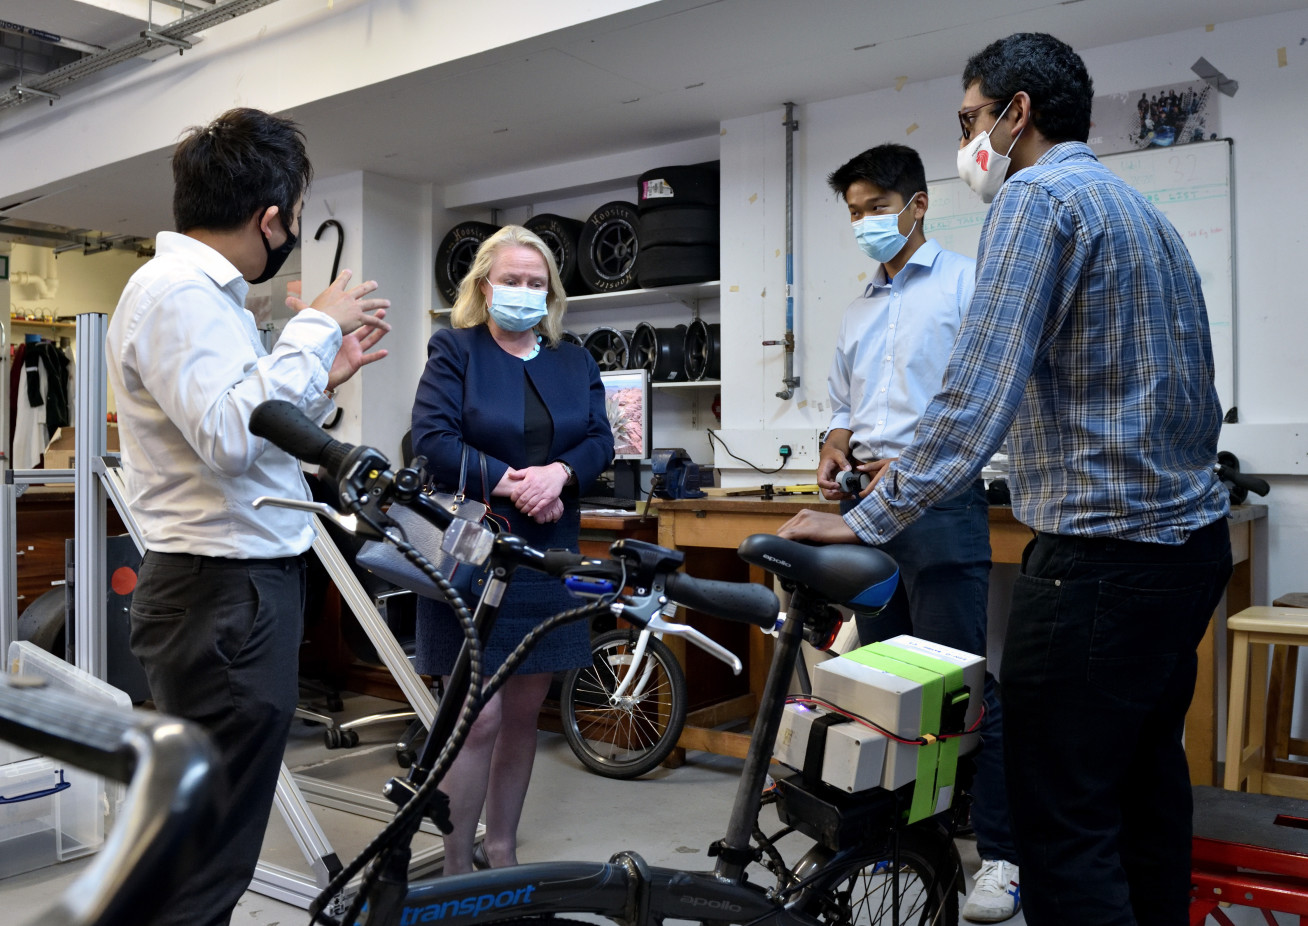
[713,584,817,882]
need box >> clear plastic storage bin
[0,641,132,879]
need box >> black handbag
[355,445,495,604]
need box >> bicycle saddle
[737,534,898,614]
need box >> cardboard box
[41,425,119,470]
[811,638,969,823]
[774,701,888,793]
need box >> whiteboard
[924,140,1234,410]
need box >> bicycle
[558,622,689,779]
[245,398,968,926]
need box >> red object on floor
[1191,785,1308,925]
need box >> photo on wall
[1089,79,1220,156]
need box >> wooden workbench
[653,496,1267,780]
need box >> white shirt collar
[155,230,249,300]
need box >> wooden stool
[1226,607,1308,796]
[1268,594,1308,777]
[1191,784,1308,924]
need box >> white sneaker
[962,859,1021,923]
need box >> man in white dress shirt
[106,108,390,926]
[818,144,1019,922]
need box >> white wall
[300,171,432,458]
[720,8,1308,598]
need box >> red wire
[785,696,987,745]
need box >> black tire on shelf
[582,326,630,371]
[524,213,588,296]
[434,220,499,307]
[636,243,719,289]
[560,629,688,779]
[637,162,721,212]
[638,206,719,247]
[578,202,640,293]
[628,322,688,382]
[16,587,66,657]
[559,329,584,347]
[684,318,721,381]
[803,824,962,926]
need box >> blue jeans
[1001,518,1231,926]
[846,481,1015,863]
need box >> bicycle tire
[803,825,961,926]
[560,629,687,779]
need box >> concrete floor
[2,691,1273,926]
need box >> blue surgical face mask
[486,284,548,332]
[852,194,919,263]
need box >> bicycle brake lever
[253,495,360,534]
[646,614,743,675]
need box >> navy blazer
[411,325,614,498]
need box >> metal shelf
[653,379,720,390]
[566,280,719,311]
[429,280,720,321]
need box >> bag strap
[478,452,491,506]
[455,444,471,501]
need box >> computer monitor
[600,369,650,500]
[600,368,651,462]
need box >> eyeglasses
[958,97,1011,142]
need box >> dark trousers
[129,551,305,926]
[1002,518,1231,926]
[848,481,1016,863]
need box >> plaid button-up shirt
[846,142,1229,546]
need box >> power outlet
[711,429,821,470]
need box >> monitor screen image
[600,369,650,461]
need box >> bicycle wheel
[804,826,961,926]
[560,629,687,779]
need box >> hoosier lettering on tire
[434,220,499,307]
[577,202,640,293]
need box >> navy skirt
[414,500,590,677]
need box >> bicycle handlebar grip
[249,399,355,479]
[664,572,780,629]
[1226,468,1271,497]
[537,549,592,574]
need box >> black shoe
[472,843,492,870]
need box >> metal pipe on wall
[777,102,801,401]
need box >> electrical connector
[779,444,792,459]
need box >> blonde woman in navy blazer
[411,225,614,874]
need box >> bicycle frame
[607,626,662,702]
[241,404,939,926]
[362,584,862,926]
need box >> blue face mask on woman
[852,194,919,263]
[487,284,548,332]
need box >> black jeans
[1001,518,1231,926]
[129,552,305,926]
[847,481,1015,864]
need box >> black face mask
[247,207,298,285]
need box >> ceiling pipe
[10,247,58,299]
[0,0,282,114]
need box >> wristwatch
[556,460,576,485]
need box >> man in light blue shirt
[818,144,1019,923]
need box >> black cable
[706,429,789,476]
[310,503,486,925]
[308,513,623,923]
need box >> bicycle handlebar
[665,572,779,629]
[0,678,219,926]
